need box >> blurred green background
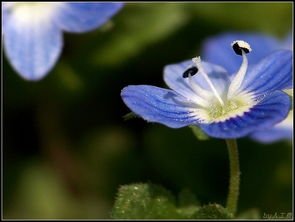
[4,2,292,219]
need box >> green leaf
[122,112,140,121]
[111,183,181,219]
[189,125,209,141]
[192,203,234,219]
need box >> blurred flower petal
[4,4,63,80]
[251,125,292,143]
[3,2,123,80]
[54,2,124,33]
[202,32,280,74]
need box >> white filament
[192,57,224,106]
[188,74,212,97]
[187,74,211,107]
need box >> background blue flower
[2,2,123,81]
[202,32,285,74]
[250,110,293,143]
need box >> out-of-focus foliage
[111,183,233,219]
[192,203,233,219]
[237,208,261,219]
[4,3,292,219]
[111,183,181,219]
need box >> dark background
[3,3,292,218]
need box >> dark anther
[232,42,250,56]
[183,66,198,78]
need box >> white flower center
[185,40,257,123]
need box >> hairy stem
[225,139,240,216]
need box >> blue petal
[241,50,292,95]
[163,60,196,98]
[4,8,63,80]
[202,32,280,74]
[250,108,293,143]
[121,85,200,128]
[281,31,293,50]
[54,3,124,33]
[2,3,13,34]
[164,60,230,98]
[199,91,291,139]
[250,126,292,144]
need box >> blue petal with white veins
[202,32,280,74]
[54,2,124,33]
[199,90,291,139]
[4,5,63,80]
[241,50,292,95]
[121,85,200,128]
[164,60,230,99]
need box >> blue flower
[2,2,123,81]
[202,32,293,142]
[121,39,292,139]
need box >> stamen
[231,40,251,55]
[183,66,198,78]
[192,56,224,106]
[182,65,214,107]
[227,40,251,98]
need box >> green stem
[225,139,240,216]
